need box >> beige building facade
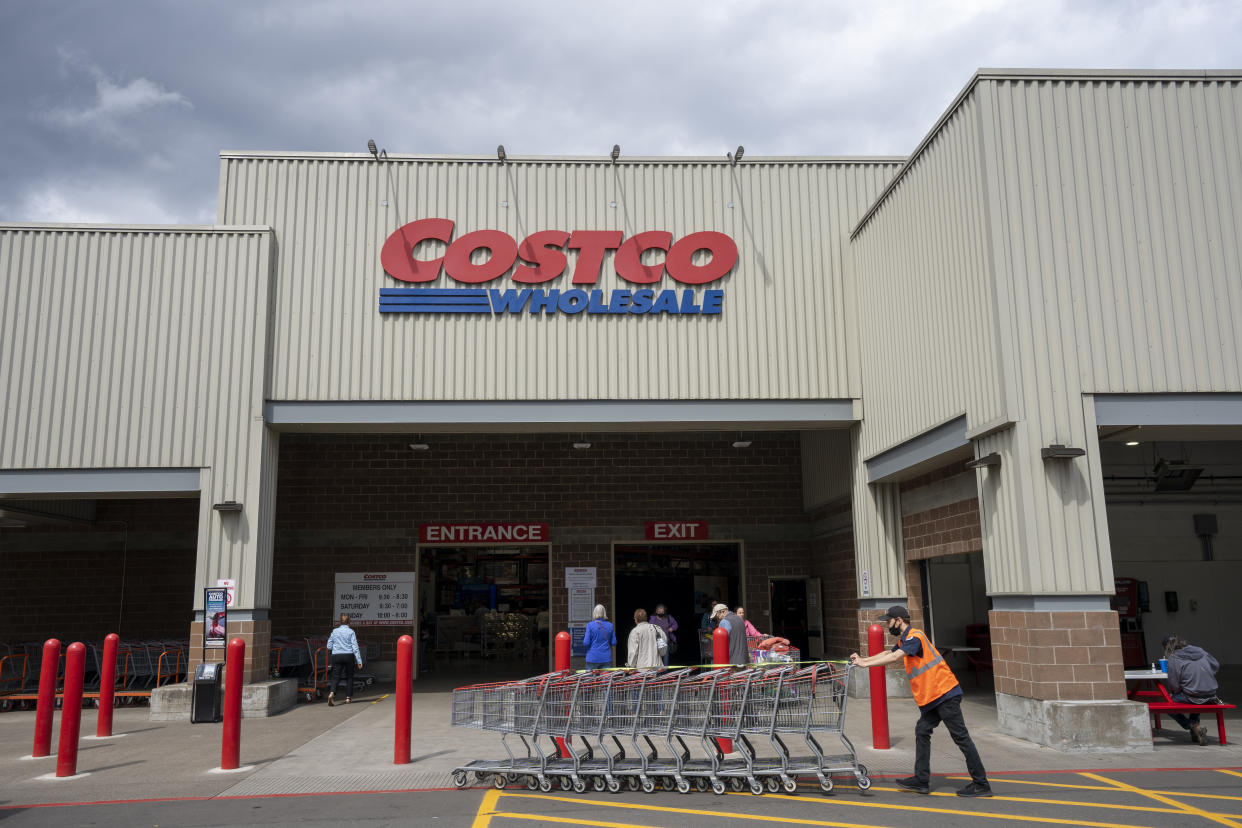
[3,69,1240,750]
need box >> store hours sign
[334,572,414,626]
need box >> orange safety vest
[900,627,959,707]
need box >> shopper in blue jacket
[582,604,616,669]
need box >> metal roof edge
[0,222,273,234]
[849,67,1242,240]
[218,150,907,165]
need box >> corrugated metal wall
[850,90,1008,459]
[218,155,899,403]
[0,224,277,607]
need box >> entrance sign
[379,219,737,316]
[335,572,414,626]
[420,523,549,544]
[204,587,227,650]
[645,521,709,540]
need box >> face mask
[889,622,903,637]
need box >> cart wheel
[451,771,467,789]
[661,776,675,792]
[607,777,621,794]
[538,778,553,793]
[640,778,655,794]
[304,692,314,702]
[676,778,691,794]
[492,775,507,790]
[473,771,487,782]
[695,777,709,792]
[819,777,834,794]
[856,772,872,791]
[626,776,640,792]
[506,772,518,784]
[749,779,764,796]
[592,775,606,792]
[711,779,726,795]
[572,777,586,794]
[559,776,572,791]
[765,776,780,793]
[730,778,745,792]
[0,700,10,712]
[781,776,798,794]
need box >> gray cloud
[1,0,1239,224]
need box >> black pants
[329,653,356,697]
[913,695,988,785]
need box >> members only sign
[378,219,737,316]
[335,572,415,626]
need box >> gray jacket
[719,612,750,665]
[1167,645,1219,702]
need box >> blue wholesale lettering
[379,287,725,315]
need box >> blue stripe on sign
[379,303,492,313]
[379,288,490,298]
[381,296,490,305]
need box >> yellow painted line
[370,693,389,705]
[1220,770,1242,780]
[488,812,662,827]
[947,776,1242,802]
[472,788,501,828]
[488,792,889,827]
[870,785,1242,818]
[741,791,1152,828]
[1080,773,1242,828]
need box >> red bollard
[867,624,891,750]
[32,638,61,758]
[221,638,245,770]
[554,631,572,758]
[712,626,733,754]
[97,633,119,737]
[395,635,413,765]
[55,642,86,777]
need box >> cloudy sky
[2,1,1238,225]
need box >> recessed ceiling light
[573,441,592,450]
[1125,441,1140,446]
[409,442,430,451]
[732,440,752,448]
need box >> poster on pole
[569,624,588,657]
[205,587,228,649]
[568,587,595,623]
[334,572,415,626]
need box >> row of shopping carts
[450,662,867,796]
[0,639,190,710]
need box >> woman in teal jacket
[582,604,616,669]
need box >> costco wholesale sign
[334,572,414,626]
[379,219,737,316]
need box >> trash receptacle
[191,662,224,723]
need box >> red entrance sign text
[419,523,550,544]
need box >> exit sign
[645,521,709,540]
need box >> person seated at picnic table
[1162,634,1222,745]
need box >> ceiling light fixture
[409,441,430,451]
[1125,441,1140,446]
[573,441,592,450]
[732,440,752,449]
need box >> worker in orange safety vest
[849,605,992,797]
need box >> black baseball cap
[876,605,911,622]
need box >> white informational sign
[565,567,596,589]
[216,578,236,607]
[335,572,415,626]
[568,587,595,623]
[860,570,870,597]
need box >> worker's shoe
[956,782,994,798]
[327,693,335,707]
[895,777,930,794]
[1195,725,1209,745]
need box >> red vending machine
[1110,577,1148,668]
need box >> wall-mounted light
[1125,441,1140,446]
[573,441,592,450]
[213,501,243,513]
[1041,444,1086,459]
[409,442,430,451]
[965,452,1001,470]
[732,440,752,449]
[731,145,745,164]
[367,139,387,160]
[497,144,506,162]
[610,144,620,163]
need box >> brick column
[989,610,1125,701]
[188,617,273,684]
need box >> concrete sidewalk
[2,682,1238,807]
